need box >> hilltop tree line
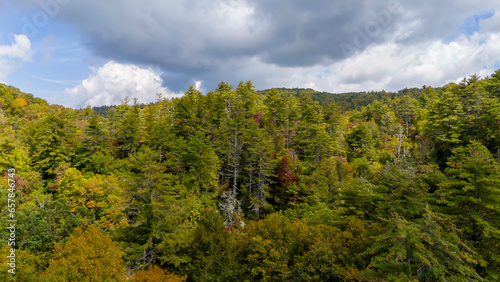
[0,71,499,281]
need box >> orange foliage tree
[132,265,187,282]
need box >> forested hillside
[257,87,423,111]
[0,72,500,281]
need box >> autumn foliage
[40,226,124,281]
[1,73,500,280]
[132,266,187,282]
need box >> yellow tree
[40,225,125,281]
[57,168,127,230]
[0,245,45,282]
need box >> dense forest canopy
[92,86,424,117]
[0,71,500,281]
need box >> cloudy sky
[1,0,500,108]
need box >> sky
[0,0,500,108]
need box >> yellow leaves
[41,226,125,281]
[342,267,362,281]
[58,168,86,208]
[85,200,98,208]
[132,265,187,282]
[238,214,322,280]
[13,97,28,107]
[56,169,127,230]
[0,245,45,281]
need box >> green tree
[180,132,221,203]
[345,122,380,161]
[75,106,113,172]
[31,109,75,178]
[436,141,500,279]
[111,100,142,158]
[364,207,481,281]
[235,214,315,281]
[425,84,465,166]
[174,86,207,137]
[185,209,239,281]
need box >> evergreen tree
[436,141,500,279]
[32,109,76,178]
[185,209,239,281]
[364,207,481,281]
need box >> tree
[290,219,373,281]
[0,245,45,282]
[436,141,500,279]
[218,81,259,227]
[393,96,419,137]
[293,94,332,164]
[345,122,380,161]
[0,111,30,172]
[363,207,481,281]
[235,214,315,281]
[263,88,289,152]
[74,107,113,172]
[425,84,465,167]
[335,179,380,222]
[173,86,207,137]
[117,147,200,270]
[180,131,221,206]
[185,209,239,281]
[240,111,275,218]
[374,164,428,220]
[31,109,75,178]
[40,225,125,281]
[273,155,299,207]
[111,100,142,158]
[147,96,176,162]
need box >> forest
[0,71,499,281]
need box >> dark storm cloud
[251,0,400,66]
[8,0,500,91]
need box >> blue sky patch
[461,11,495,36]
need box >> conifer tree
[364,207,481,281]
[437,141,500,279]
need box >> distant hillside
[257,87,424,111]
[93,103,150,117]
[92,105,116,117]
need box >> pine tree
[363,207,481,281]
[425,84,465,166]
[174,86,207,137]
[345,122,379,161]
[436,141,500,279]
[218,81,259,226]
[180,131,221,206]
[185,209,239,281]
[31,108,76,178]
[111,100,142,158]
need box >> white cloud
[64,61,182,107]
[480,10,500,33]
[0,34,31,82]
[194,80,202,91]
[331,32,500,91]
[208,29,500,94]
[0,34,31,60]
